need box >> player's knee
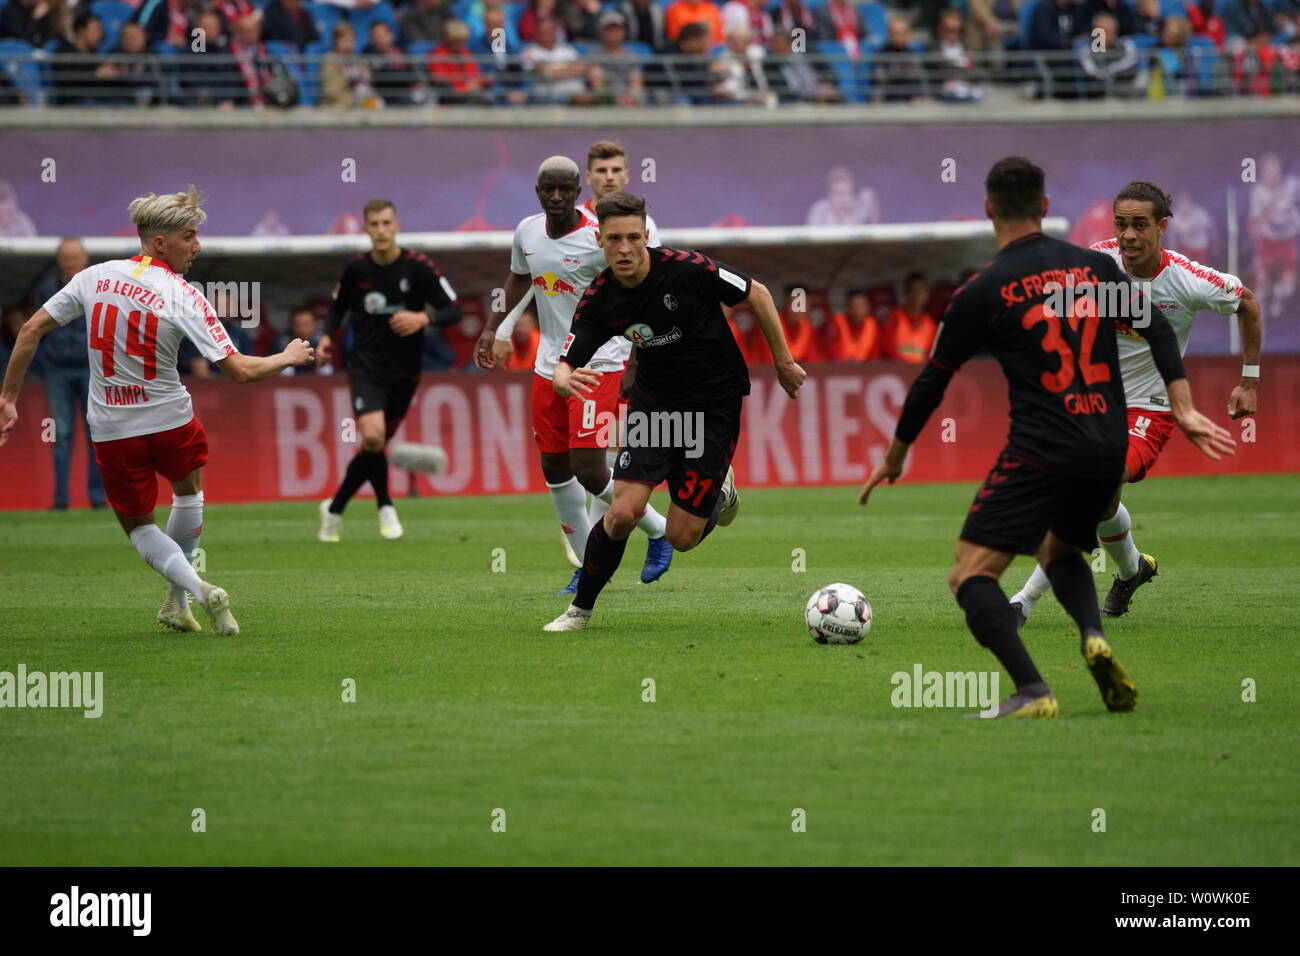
[667,525,702,552]
[605,506,638,539]
[948,564,970,595]
[360,433,386,453]
[573,462,610,495]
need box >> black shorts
[960,450,1122,555]
[613,394,742,519]
[348,368,418,427]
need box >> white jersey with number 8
[40,255,238,442]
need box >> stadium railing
[2,46,1296,108]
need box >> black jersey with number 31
[896,232,1186,476]
[561,247,753,408]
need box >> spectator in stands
[710,24,769,104]
[722,0,773,48]
[365,19,427,105]
[816,0,867,56]
[181,9,244,107]
[1156,14,1193,91]
[429,18,491,104]
[1220,0,1274,43]
[263,0,321,50]
[774,285,821,363]
[51,12,113,107]
[964,0,1024,54]
[1186,0,1227,47]
[321,21,377,106]
[772,0,817,39]
[665,0,724,46]
[215,0,257,31]
[0,68,24,106]
[32,238,107,511]
[1083,0,1138,37]
[764,25,839,101]
[228,13,281,107]
[566,0,605,42]
[884,274,938,363]
[131,0,196,52]
[1077,12,1147,96]
[822,290,883,362]
[518,0,566,44]
[932,8,985,101]
[1274,0,1298,38]
[401,0,453,48]
[103,21,166,105]
[472,6,529,103]
[1028,0,1085,49]
[1232,22,1281,93]
[277,307,324,374]
[522,16,595,104]
[620,0,668,52]
[588,13,647,105]
[1134,0,1165,37]
[0,0,66,49]
[644,19,714,103]
[874,15,927,102]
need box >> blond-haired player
[0,186,315,634]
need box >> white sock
[589,477,613,525]
[1015,563,1053,610]
[165,491,204,606]
[129,524,204,601]
[1098,503,1141,580]
[547,477,591,561]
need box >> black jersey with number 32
[896,232,1186,476]
[326,248,458,382]
[561,247,753,408]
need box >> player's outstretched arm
[859,439,909,506]
[1228,287,1261,420]
[747,280,805,398]
[1166,378,1236,462]
[0,310,58,448]
[217,339,315,384]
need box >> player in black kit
[543,192,806,632]
[860,157,1235,718]
[316,198,461,542]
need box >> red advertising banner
[2,358,1296,512]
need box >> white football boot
[543,605,592,632]
[377,504,403,540]
[718,466,740,527]
[158,592,201,633]
[199,582,240,636]
[318,498,341,542]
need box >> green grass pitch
[1,474,1297,866]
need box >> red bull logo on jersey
[532,272,580,298]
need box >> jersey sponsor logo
[532,272,579,298]
[718,268,746,292]
[625,323,682,349]
[663,294,678,311]
[399,278,411,293]
[363,291,388,314]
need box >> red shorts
[531,368,624,454]
[1125,408,1175,482]
[93,417,209,516]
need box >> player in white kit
[1011,181,1262,622]
[0,186,315,634]
[473,157,672,594]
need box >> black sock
[574,518,628,611]
[368,450,392,508]
[956,575,1045,691]
[1045,553,1104,652]
[330,450,375,514]
[697,491,726,544]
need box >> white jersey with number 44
[40,255,238,442]
[1091,239,1243,413]
[511,213,630,380]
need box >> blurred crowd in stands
[1,0,1298,106]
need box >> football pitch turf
[2,474,1296,866]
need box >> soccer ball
[805,583,872,645]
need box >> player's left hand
[0,400,16,447]
[1175,407,1237,461]
[389,311,429,337]
[777,361,806,398]
[1227,381,1258,420]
